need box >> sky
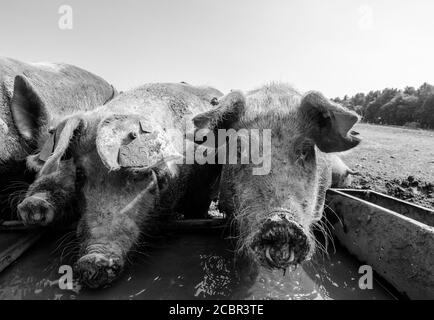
[1,0,433,98]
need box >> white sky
[1,0,433,97]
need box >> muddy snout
[252,213,311,269]
[17,193,55,225]
[74,252,124,289]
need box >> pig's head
[17,158,76,226]
[193,85,360,271]
[25,112,178,288]
[17,117,82,226]
[1,69,115,198]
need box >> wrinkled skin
[193,84,360,271]
[19,83,223,288]
[0,57,116,219]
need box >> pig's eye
[295,144,314,166]
[301,147,312,158]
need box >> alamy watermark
[165,128,272,176]
[58,5,73,30]
[358,265,373,289]
[58,265,74,290]
[358,5,374,31]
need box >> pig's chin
[249,213,313,270]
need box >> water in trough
[0,230,397,300]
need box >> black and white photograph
[0,0,433,306]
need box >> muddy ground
[340,123,434,210]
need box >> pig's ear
[10,75,49,143]
[39,117,84,175]
[193,91,246,129]
[96,114,177,171]
[299,91,361,153]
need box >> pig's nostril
[38,205,47,216]
[289,250,295,262]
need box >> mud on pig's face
[34,113,177,288]
[193,87,361,270]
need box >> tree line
[333,83,434,129]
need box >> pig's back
[0,57,115,163]
[0,57,115,120]
[103,83,222,133]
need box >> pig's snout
[17,193,55,225]
[252,213,311,269]
[74,253,124,289]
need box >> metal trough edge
[326,189,434,300]
[0,232,41,273]
[332,188,434,227]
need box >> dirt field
[340,123,434,210]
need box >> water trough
[326,188,434,300]
[0,189,432,299]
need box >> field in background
[340,123,434,209]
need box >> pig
[18,83,223,288]
[192,83,361,271]
[0,57,116,219]
[330,154,358,188]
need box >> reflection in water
[194,254,233,298]
[0,232,396,300]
